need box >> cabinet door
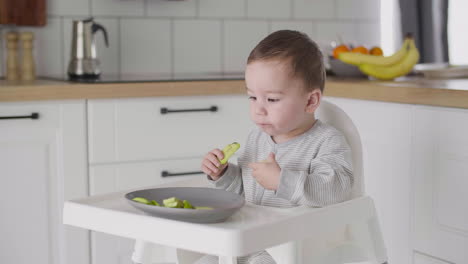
[88,95,251,164]
[89,158,204,264]
[413,106,468,263]
[326,97,413,264]
[0,101,88,264]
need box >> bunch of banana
[338,35,420,80]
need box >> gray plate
[125,187,245,223]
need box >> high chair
[63,100,388,264]
[172,99,387,264]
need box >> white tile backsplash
[48,0,90,16]
[199,0,245,18]
[224,20,269,72]
[270,21,315,38]
[173,20,221,73]
[0,0,381,78]
[336,0,380,20]
[147,0,197,17]
[356,22,381,47]
[63,18,120,76]
[92,0,144,17]
[247,0,291,19]
[316,21,359,46]
[293,0,335,19]
[120,19,172,74]
[25,18,64,77]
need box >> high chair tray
[63,178,374,257]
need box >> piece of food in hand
[163,197,184,208]
[183,200,194,209]
[219,142,240,164]
[132,197,152,205]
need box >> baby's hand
[201,149,228,181]
[249,153,281,190]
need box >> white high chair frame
[63,100,388,264]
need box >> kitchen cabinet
[87,95,251,264]
[88,95,252,164]
[326,97,413,264]
[0,100,88,264]
[87,95,468,264]
[412,106,468,264]
[327,97,468,264]
[0,0,46,26]
[4,89,467,264]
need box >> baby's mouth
[257,123,271,127]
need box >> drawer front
[0,101,61,131]
[88,95,251,164]
[90,157,205,195]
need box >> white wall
[0,0,380,78]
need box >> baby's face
[245,59,314,140]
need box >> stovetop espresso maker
[67,17,108,79]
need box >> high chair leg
[132,240,154,264]
[176,249,204,264]
[347,216,388,264]
[267,241,303,264]
[219,256,237,264]
[133,240,179,264]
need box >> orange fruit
[369,46,383,56]
[351,46,369,54]
[333,44,351,59]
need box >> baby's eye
[248,96,257,101]
[267,98,280,102]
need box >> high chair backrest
[315,99,364,198]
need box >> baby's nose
[254,104,267,115]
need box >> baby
[199,30,354,264]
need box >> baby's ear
[305,89,321,113]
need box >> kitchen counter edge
[1,78,468,109]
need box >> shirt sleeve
[275,135,354,207]
[207,162,244,196]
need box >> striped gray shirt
[209,119,354,208]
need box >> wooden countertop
[1,77,468,109]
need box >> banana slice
[219,142,240,164]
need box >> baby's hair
[247,30,325,92]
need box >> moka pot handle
[92,23,109,47]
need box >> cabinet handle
[161,170,204,177]
[0,112,39,120]
[160,106,218,114]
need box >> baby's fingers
[202,159,219,174]
[201,163,215,176]
[208,149,223,167]
[211,148,225,162]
